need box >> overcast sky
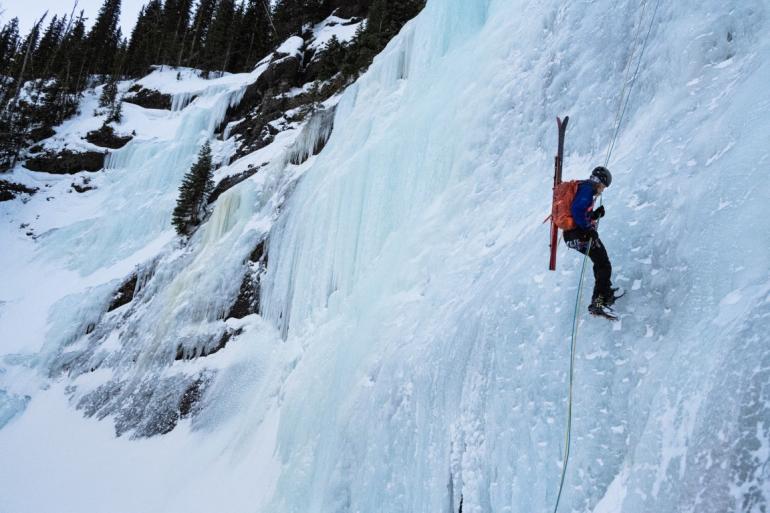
[1,0,147,38]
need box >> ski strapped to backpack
[547,116,569,271]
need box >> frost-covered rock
[23,149,106,174]
[85,125,133,149]
[0,180,37,202]
[123,86,174,110]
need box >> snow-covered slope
[2,0,769,512]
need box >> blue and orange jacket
[570,180,596,230]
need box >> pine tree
[86,0,122,77]
[159,0,193,66]
[0,18,20,79]
[272,0,325,39]
[201,0,236,74]
[172,142,214,236]
[0,15,45,171]
[99,77,118,108]
[317,35,346,81]
[185,0,216,68]
[231,0,273,71]
[0,18,21,104]
[106,97,123,124]
[58,11,88,102]
[9,15,44,94]
[33,15,66,77]
[126,1,164,76]
[344,0,424,77]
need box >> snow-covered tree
[172,142,214,236]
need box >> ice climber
[562,166,620,315]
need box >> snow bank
[308,15,364,51]
[276,36,304,57]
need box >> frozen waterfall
[1,0,769,512]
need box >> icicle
[171,92,196,111]
[201,189,243,245]
[284,106,337,166]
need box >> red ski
[549,116,569,271]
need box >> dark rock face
[123,87,173,110]
[220,54,302,128]
[228,273,262,320]
[108,275,139,312]
[79,371,214,438]
[227,240,269,319]
[174,328,242,361]
[28,126,56,143]
[216,51,320,161]
[178,378,206,418]
[71,177,95,193]
[220,43,352,162]
[85,125,133,149]
[208,165,264,205]
[0,180,37,202]
[24,150,106,174]
[260,55,302,90]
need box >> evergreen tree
[86,0,122,77]
[185,0,216,67]
[159,0,193,65]
[0,15,45,170]
[0,108,21,171]
[343,0,424,76]
[272,0,325,39]
[231,0,273,71]
[113,27,128,76]
[9,15,44,92]
[371,0,423,39]
[126,1,164,76]
[172,142,214,236]
[99,77,118,108]
[201,0,236,74]
[316,35,346,81]
[106,96,123,124]
[0,18,20,79]
[0,18,21,104]
[33,15,66,76]
[34,77,66,128]
[58,11,88,99]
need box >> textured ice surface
[1,0,769,512]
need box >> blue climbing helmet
[590,166,612,187]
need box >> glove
[590,206,605,220]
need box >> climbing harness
[551,1,661,512]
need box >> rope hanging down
[551,2,661,512]
[605,0,662,166]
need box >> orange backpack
[551,180,579,230]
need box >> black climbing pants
[563,230,613,301]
